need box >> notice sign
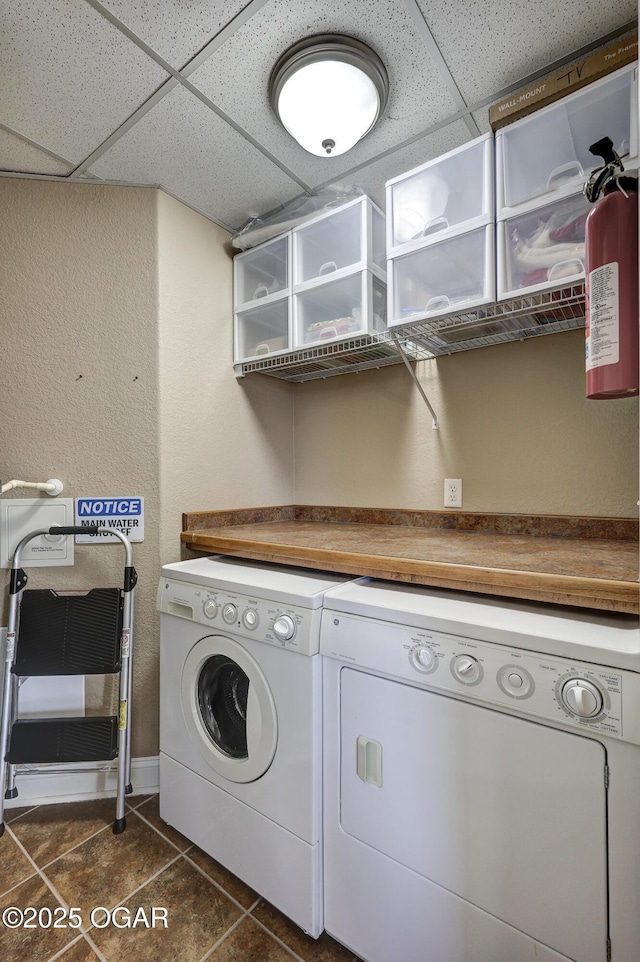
[75,497,144,543]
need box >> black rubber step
[7,717,119,764]
[13,588,123,675]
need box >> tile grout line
[181,849,262,915]
[6,808,360,961]
[237,912,311,962]
[43,932,107,962]
[198,909,254,962]
[4,825,99,962]
[1,823,46,898]
[129,805,194,855]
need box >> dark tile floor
[1,795,362,962]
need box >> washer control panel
[321,612,635,740]
[159,579,322,655]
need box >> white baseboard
[4,755,159,807]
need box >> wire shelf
[234,283,586,381]
[234,334,405,382]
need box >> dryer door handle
[356,736,383,787]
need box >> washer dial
[560,678,604,718]
[222,602,238,624]
[409,644,437,673]
[203,599,218,619]
[273,614,296,642]
[242,608,259,630]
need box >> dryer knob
[222,603,238,624]
[273,614,296,642]
[561,678,603,718]
[452,654,482,685]
[410,645,436,672]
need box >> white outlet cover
[0,498,74,568]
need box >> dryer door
[181,634,277,783]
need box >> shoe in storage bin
[292,196,385,287]
[234,294,290,362]
[234,234,290,307]
[496,63,638,211]
[498,190,590,299]
[387,223,494,326]
[293,271,386,347]
[386,133,493,252]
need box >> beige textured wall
[0,179,160,756]
[0,178,295,760]
[156,192,294,565]
[293,330,639,517]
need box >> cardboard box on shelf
[489,32,637,131]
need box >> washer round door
[181,635,278,783]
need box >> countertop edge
[182,507,639,542]
[181,530,639,614]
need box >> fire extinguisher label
[586,262,620,371]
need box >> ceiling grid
[0,0,635,229]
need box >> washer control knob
[273,614,296,642]
[203,599,218,619]
[222,603,238,624]
[410,645,436,672]
[452,654,482,685]
[242,608,259,630]
[508,672,524,689]
[561,678,603,718]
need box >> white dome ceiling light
[269,35,389,158]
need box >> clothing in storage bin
[499,191,591,298]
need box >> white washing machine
[158,555,350,937]
[320,579,640,962]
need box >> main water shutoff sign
[75,497,144,542]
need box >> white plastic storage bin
[234,234,290,307]
[387,223,495,326]
[386,133,494,252]
[292,196,385,287]
[293,271,386,348]
[496,63,638,212]
[498,190,591,299]
[234,294,291,362]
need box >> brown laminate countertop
[181,506,639,614]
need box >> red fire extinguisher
[584,136,638,399]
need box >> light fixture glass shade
[270,35,389,158]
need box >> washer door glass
[198,655,249,759]
[182,635,277,783]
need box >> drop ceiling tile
[0,0,170,165]
[471,109,492,136]
[97,0,252,68]
[186,0,460,186]
[414,0,636,103]
[329,121,473,209]
[0,129,73,176]
[86,84,303,229]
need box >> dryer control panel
[321,610,640,744]
[158,578,323,655]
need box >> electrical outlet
[444,478,462,508]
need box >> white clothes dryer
[158,555,349,937]
[320,579,640,962]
